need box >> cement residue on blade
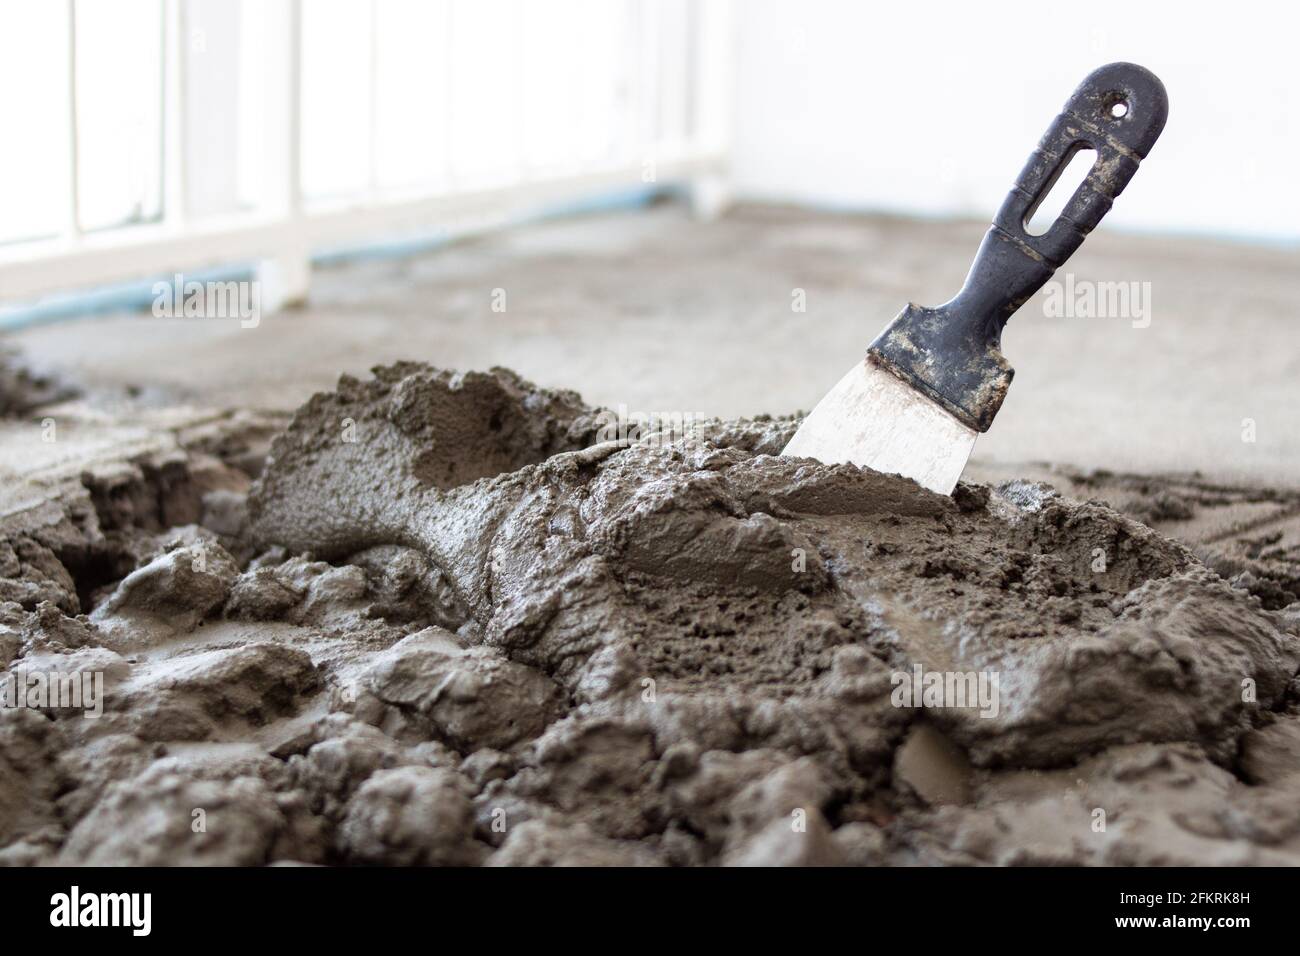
[1,363,1298,866]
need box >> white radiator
[0,0,732,311]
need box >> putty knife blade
[782,360,977,496]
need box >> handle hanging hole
[1102,91,1130,119]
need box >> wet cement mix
[2,362,1299,865]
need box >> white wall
[730,0,1300,242]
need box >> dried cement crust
[1,363,1297,866]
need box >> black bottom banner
[0,866,1278,943]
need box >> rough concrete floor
[8,201,1298,489]
[2,201,1299,865]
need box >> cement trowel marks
[1,364,1298,865]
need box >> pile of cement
[1,363,1297,865]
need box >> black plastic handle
[867,63,1168,432]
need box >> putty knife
[783,63,1168,494]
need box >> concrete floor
[8,201,1299,488]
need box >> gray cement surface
[7,201,1298,488]
[2,363,1297,866]
[2,217,1299,866]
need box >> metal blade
[782,361,977,496]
